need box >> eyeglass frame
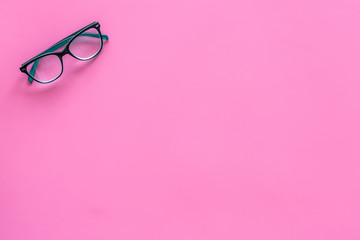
[19,21,109,84]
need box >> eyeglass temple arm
[28,32,109,83]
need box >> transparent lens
[26,54,62,82]
[69,28,102,60]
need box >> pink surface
[1,0,360,239]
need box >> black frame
[19,21,108,84]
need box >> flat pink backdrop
[1,0,360,239]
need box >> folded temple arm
[27,31,108,83]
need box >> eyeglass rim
[23,53,64,84]
[67,25,104,61]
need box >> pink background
[1,0,360,239]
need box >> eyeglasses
[19,21,109,84]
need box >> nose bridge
[60,48,70,57]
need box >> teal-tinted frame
[19,21,109,84]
